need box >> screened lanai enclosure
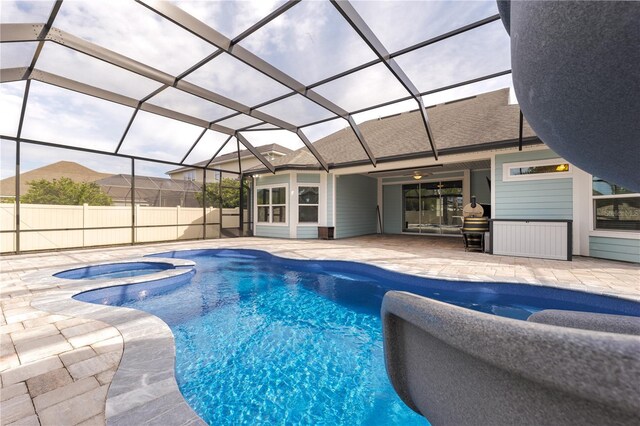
[0,0,515,253]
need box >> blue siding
[383,185,402,234]
[471,169,491,204]
[336,175,377,238]
[256,174,289,186]
[495,150,573,220]
[297,173,321,184]
[255,225,290,239]
[327,175,334,226]
[296,226,318,239]
[589,236,640,263]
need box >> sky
[0,0,513,178]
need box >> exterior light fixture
[556,164,569,171]
[413,174,422,180]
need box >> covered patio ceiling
[0,0,512,174]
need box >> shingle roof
[0,161,112,197]
[168,143,294,174]
[247,89,538,172]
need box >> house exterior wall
[335,174,377,239]
[494,149,573,220]
[589,236,640,263]
[383,185,402,234]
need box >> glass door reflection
[402,181,463,235]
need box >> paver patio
[1,236,638,425]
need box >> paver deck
[1,235,639,425]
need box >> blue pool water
[74,250,640,425]
[55,262,173,280]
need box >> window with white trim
[184,170,196,181]
[298,186,319,223]
[592,177,640,231]
[503,158,571,181]
[256,186,287,224]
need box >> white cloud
[301,118,350,143]
[173,0,286,40]
[240,129,304,151]
[149,87,236,122]
[0,1,55,24]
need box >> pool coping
[28,258,206,426]
[26,247,640,426]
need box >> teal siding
[297,226,318,239]
[335,175,377,238]
[256,174,289,186]
[471,169,491,204]
[589,236,640,263]
[255,225,290,239]
[297,173,321,184]
[495,150,573,220]
[327,175,334,226]
[383,185,402,234]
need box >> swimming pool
[74,249,640,425]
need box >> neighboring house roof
[94,174,204,207]
[167,143,294,174]
[0,161,112,197]
[247,89,539,173]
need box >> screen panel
[394,21,511,93]
[215,114,263,131]
[1,42,38,68]
[351,0,499,53]
[36,42,163,100]
[172,0,287,40]
[238,0,377,86]
[313,63,409,113]
[1,1,56,23]
[21,81,134,151]
[119,110,205,162]
[149,87,236,122]
[183,130,231,166]
[54,0,216,75]
[186,52,291,107]
[0,81,26,137]
[256,94,335,127]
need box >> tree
[21,178,112,206]
[196,178,246,208]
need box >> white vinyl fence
[0,203,245,253]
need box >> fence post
[176,205,181,240]
[83,203,88,247]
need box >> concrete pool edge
[25,246,640,426]
[28,258,205,426]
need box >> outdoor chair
[382,291,640,426]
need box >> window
[298,186,319,223]
[503,158,571,181]
[592,177,640,231]
[256,186,287,224]
[184,170,196,181]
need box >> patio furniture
[382,291,640,426]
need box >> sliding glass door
[402,181,463,235]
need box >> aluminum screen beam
[137,0,377,167]
[206,136,233,168]
[235,132,275,173]
[296,129,329,173]
[331,0,438,160]
[181,128,208,164]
